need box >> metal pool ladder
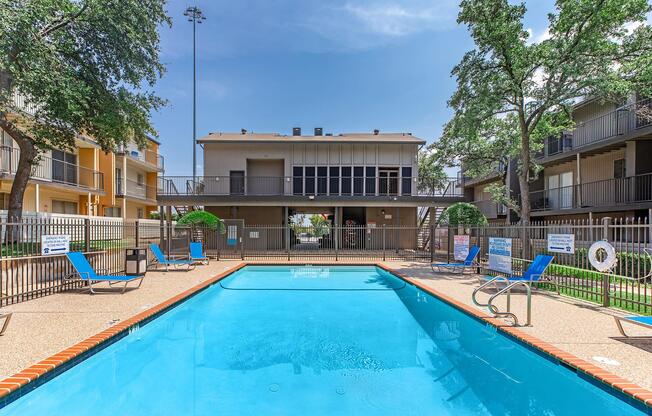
[472,277,532,326]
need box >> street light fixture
[184,6,206,184]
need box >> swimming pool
[0,265,648,415]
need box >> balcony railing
[7,91,39,115]
[158,176,463,198]
[116,177,157,201]
[530,173,652,212]
[473,200,508,219]
[539,98,652,158]
[0,145,104,192]
[119,147,164,171]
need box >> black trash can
[125,248,147,276]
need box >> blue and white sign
[227,225,238,246]
[453,235,470,261]
[488,237,512,274]
[41,234,70,256]
[547,233,575,254]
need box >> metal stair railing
[472,277,532,326]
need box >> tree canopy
[440,202,488,227]
[436,0,652,222]
[0,0,170,219]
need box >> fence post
[601,216,612,307]
[447,227,452,263]
[84,218,90,253]
[335,225,339,262]
[135,220,140,248]
[382,224,386,261]
[429,223,434,263]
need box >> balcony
[8,91,39,116]
[473,200,508,219]
[158,175,464,200]
[539,98,652,159]
[118,147,164,172]
[0,145,104,192]
[116,177,158,202]
[530,173,652,212]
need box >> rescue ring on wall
[588,240,617,272]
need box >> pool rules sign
[488,237,512,274]
[41,235,70,256]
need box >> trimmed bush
[440,202,488,227]
[178,210,225,233]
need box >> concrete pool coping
[0,261,651,412]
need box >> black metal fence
[2,217,651,316]
[453,217,652,315]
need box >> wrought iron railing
[530,173,652,211]
[119,147,164,171]
[116,177,157,201]
[158,175,463,198]
[0,145,104,192]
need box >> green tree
[309,214,330,237]
[178,210,226,234]
[417,148,449,194]
[440,202,488,227]
[0,0,170,222]
[444,0,652,223]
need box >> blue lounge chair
[189,242,209,265]
[66,252,145,294]
[149,243,195,271]
[614,316,652,338]
[431,246,481,273]
[481,254,555,284]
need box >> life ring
[588,240,617,272]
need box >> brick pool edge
[0,261,650,411]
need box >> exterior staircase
[417,206,446,250]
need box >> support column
[284,206,289,252]
[576,153,582,208]
[334,206,339,253]
[34,184,40,213]
[166,205,172,255]
[87,192,92,217]
[159,205,165,249]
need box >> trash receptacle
[125,248,147,276]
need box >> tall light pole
[184,6,205,183]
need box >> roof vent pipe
[373,129,380,135]
[292,127,301,136]
[314,127,323,136]
[241,128,247,135]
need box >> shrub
[440,202,488,227]
[178,210,225,233]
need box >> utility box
[125,248,147,276]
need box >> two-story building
[158,128,464,248]
[463,95,652,222]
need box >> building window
[293,167,303,195]
[52,200,78,214]
[365,167,376,195]
[614,158,626,179]
[137,208,144,219]
[329,167,340,195]
[52,150,77,185]
[137,173,145,186]
[0,192,8,210]
[104,206,122,217]
[401,167,412,195]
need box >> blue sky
[153,0,556,175]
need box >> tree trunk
[0,119,36,242]
[518,130,532,258]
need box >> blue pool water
[1,265,647,415]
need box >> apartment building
[462,95,652,221]
[158,128,464,248]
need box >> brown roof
[197,132,426,145]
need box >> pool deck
[0,260,651,408]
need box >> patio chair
[614,316,652,338]
[189,242,209,265]
[480,254,555,285]
[431,246,481,273]
[0,312,11,336]
[149,243,195,271]
[66,252,145,294]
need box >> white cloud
[526,27,550,44]
[303,1,459,50]
[340,2,456,37]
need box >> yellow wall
[98,150,115,211]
